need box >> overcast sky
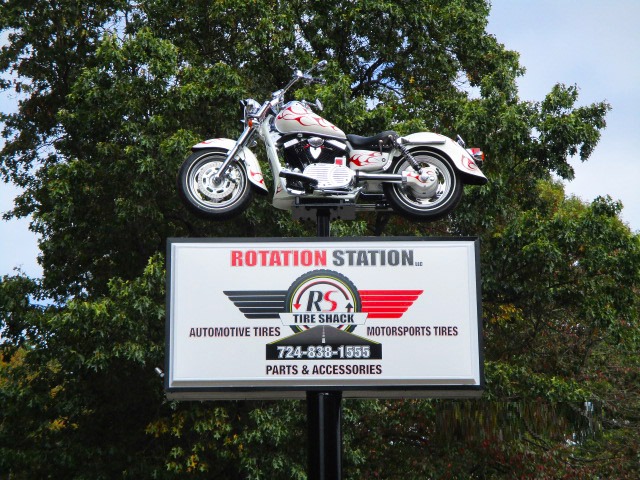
[1,0,639,277]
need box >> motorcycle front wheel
[177,149,253,220]
[383,150,462,221]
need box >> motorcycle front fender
[192,138,268,193]
[401,132,488,185]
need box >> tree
[2,0,639,478]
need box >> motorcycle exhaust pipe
[355,171,406,184]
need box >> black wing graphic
[223,291,287,319]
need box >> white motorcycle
[177,61,487,221]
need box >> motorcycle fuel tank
[275,101,346,139]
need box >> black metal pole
[316,207,331,237]
[307,391,343,480]
[307,207,342,480]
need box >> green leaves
[0,256,169,477]
[533,83,610,179]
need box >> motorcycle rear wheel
[383,150,462,221]
[177,149,253,220]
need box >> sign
[165,237,483,399]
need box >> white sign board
[166,237,483,399]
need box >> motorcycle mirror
[315,99,324,111]
[315,60,328,71]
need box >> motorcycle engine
[281,136,348,171]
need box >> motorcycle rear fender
[192,138,268,193]
[401,132,488,185]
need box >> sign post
[165,231,483,479]
[307,389,342,480]
[307,208,342,480]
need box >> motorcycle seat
[346,130,398,149]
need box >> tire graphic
[285,270,361,333]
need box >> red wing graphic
[359,290,423,319]
[224,289,423,320]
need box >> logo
[283,270,362,333]
[223,270,424,362]
[224,270,423,333]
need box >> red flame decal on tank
[277,105,341,132]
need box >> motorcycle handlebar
[270,65,327,105]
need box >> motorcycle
[177,61,487,222]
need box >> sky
[1,0,639,278]
[487,0,640,231]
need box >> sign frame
[165,237,484,400]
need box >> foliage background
[1,1,639,478]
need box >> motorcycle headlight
[242,99,261,124]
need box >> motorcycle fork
[213,126,257,181]
[259,121,289,193]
